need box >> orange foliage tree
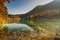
[0,0,15,27]
[0,0,10,3]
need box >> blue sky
[5,0,53,15]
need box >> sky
[5,0,53,15]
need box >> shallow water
[2,23,34,31]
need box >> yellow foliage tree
[0,16,6,28]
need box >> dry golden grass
[0,27,59,40]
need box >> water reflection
[2,23,34,31]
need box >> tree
[0,0,15,28]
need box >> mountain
[8,0,60,21]
[20,0,60,20]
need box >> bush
[3,26,8,31]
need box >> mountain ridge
[20,0,60,20]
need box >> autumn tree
[0,0,15,27]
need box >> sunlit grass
[0,19,60,40]
[20,19,60,34]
